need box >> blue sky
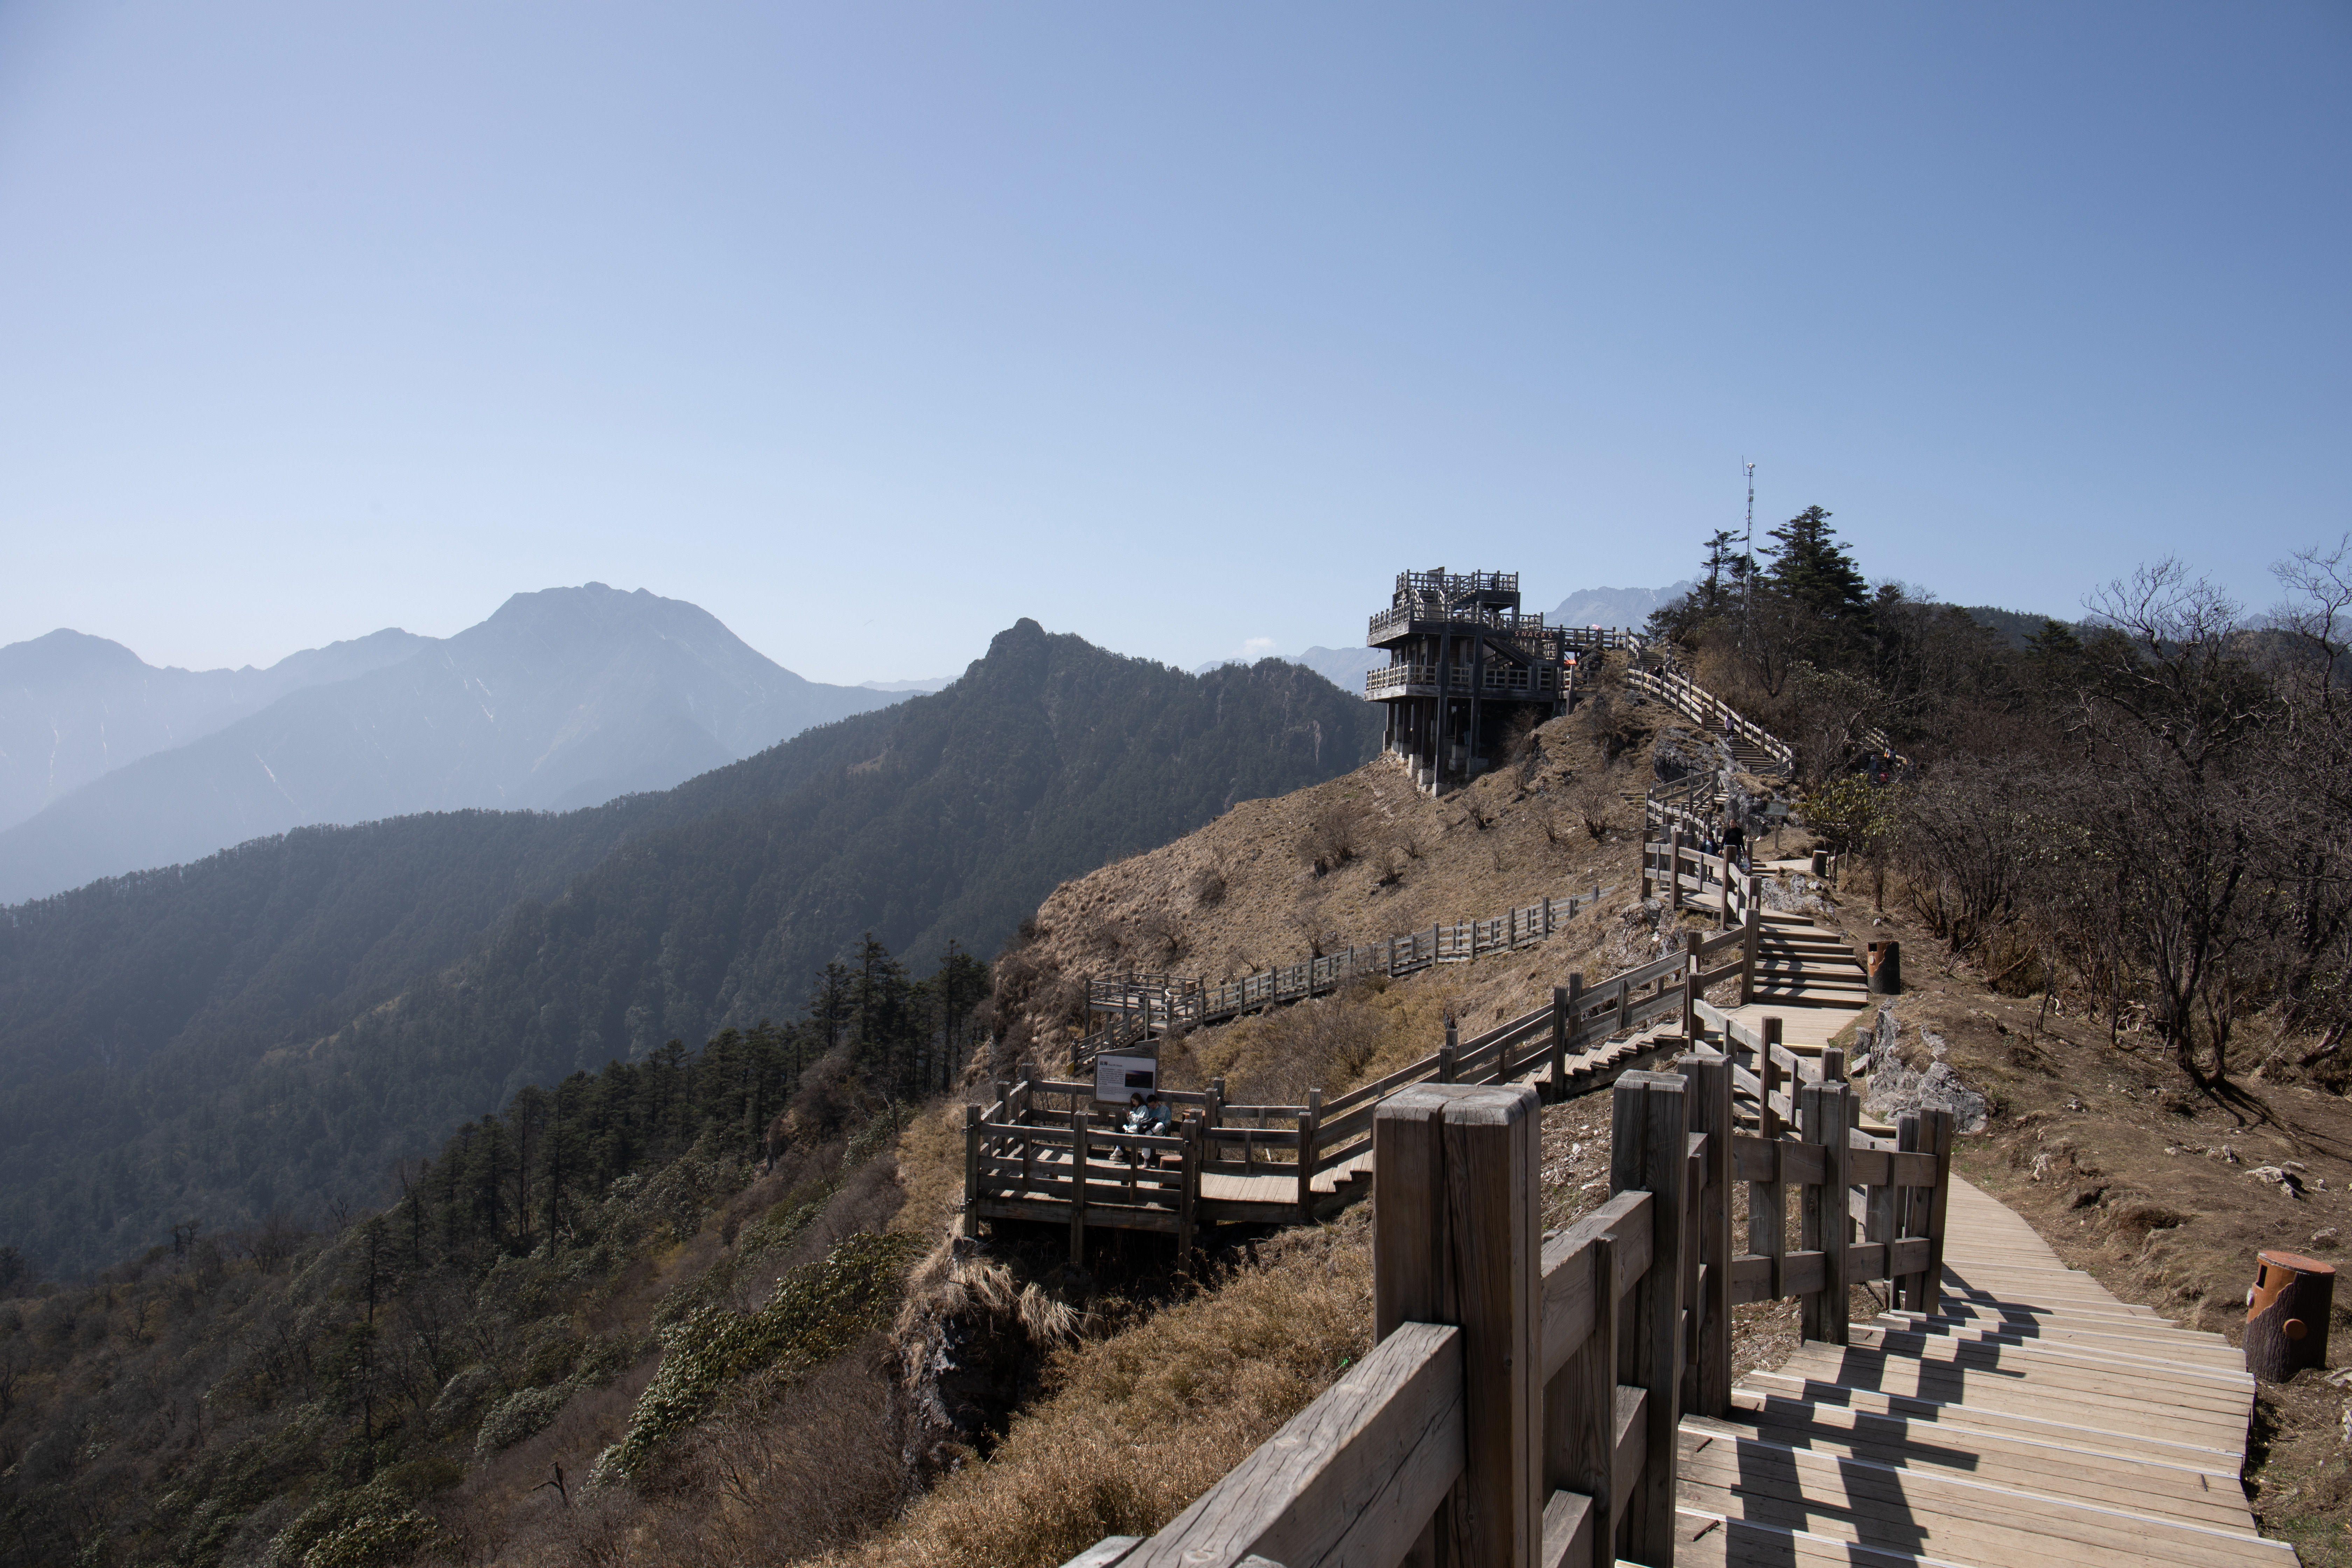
[1,1,2344,684]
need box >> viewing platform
[1366,565,1571,795]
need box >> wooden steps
[1675,1175,2292,1567]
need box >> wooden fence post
[1610,1071,1687,1566]
[1799,1082,1851,1345]
[1549,978,1580,1102]
[1680,1049,1732,1420]
[962,1103,981,1240]
[1905,1108,1953,1315]
[1070,1100,1089,1266]
[1375,1084,1542,1567]
[1750,1037,1785,1304]
[1666,826,1682,912]
[1739,885,1760,1006]
[1295,1087,1321,1221]
[1440,1019,1457,1085]
[1177,1118,1200,1263]
[1680,931,1701,1042]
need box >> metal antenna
[1742,460,1757,644]
[1744,460,1755,561]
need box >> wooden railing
[1624,665,1794,780]
[1367,602,1559,650]
[1640,835,1761,961]
[1062,1049,1955,1567]
[1558,625,1642,652]
[1077,884,1616,1065]
[1364,661,1565,700]
[979,903,1763,1254]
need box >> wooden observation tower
[1366,567,1567,794]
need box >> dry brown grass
[993,710,1646,1079]
[828,1210,1375,1568]
[893,1098,978,1237]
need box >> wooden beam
[1123,1322,1467,1568]
[1376,1084,1543,1566]
[1610,1070,1688,1565]
[1800,1081,1851,1345]
[1681,1049,1733,1420]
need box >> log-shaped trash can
[1867,939,1901,994]
[2247,1250,2335,1381]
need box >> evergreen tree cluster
[0,938,958,1568]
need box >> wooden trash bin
[2247,1250,2336,1381]
[1867,939,1902,994]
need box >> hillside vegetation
[0,621,1380,1272]
[10,523,2352,1566]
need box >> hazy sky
[2,2,2344,684]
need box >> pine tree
[1763,506,1872,629]
[1697,530,1755,617]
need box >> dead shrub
[657,1339,903,1560]
[1126,908,1186,962]
[1566,772,1616,842]
[1300,799,1371,874]
[2109,1203,2191,1239]
[1188,864,1228,908]
[1225,989,1386,1106]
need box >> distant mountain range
[1191,646,1385,693]
[0,625,434,832]
[1548,581,1696,630]
[0,586,907,904]
[0,620,1382,1269]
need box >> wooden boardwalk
[1671,1175,2290,1567]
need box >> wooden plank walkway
[1669,1175,2293,1566]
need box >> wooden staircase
[1720,906,1871,1055]
[1671,1176,2290,1567]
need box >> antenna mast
[1743,459,1755,564]
[1742,460,1756,636]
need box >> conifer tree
[1764,506,1872,629]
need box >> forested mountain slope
[0,621,1382,1270]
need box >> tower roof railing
[1392,567,1519,604]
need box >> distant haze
[1549,583,1696,630]
[0,585,907,904]
[0,626,434,833]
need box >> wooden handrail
[1063,1044,1957,1568]
[1077,883,1619,1065]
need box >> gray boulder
[1859,1009,1987,1133]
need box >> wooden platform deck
[1669,1175,2289,1567]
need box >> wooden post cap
[2257,1249,2336,1277]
